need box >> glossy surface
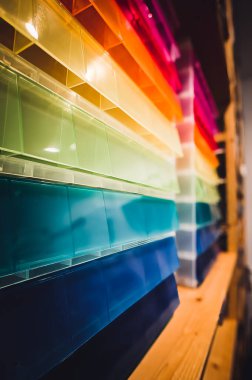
[177,202,213,227]
[0,237,179,380]
[43,274,179,380]
[176,146,220,186]
[176,242,219,287]
[0,0,182,156]
[0,43,176,161]
[178,40,219,136]
[60,0,182,121]
[176,225,220,255]
[0,176,178,278]
[195,149,220,185]
[0,63,179,192]
[115,0,181,92]
[0,154,171,200]
[194,125,219,168]
[176,119,219,159]
[177,174,220,203]
[177,144,219,176]
[176,40,220,193]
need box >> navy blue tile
[42,274,179,380]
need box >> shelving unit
[0,0,247,379]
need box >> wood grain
[129,252,237,380]
[203,319,237,380]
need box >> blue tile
[0,176,178,279]
[42,274,179,380]
[10,179,74,270]
[144,196,178,237]
[196,225,219,255]
[64,259,109,349]
[103,191,147,246]
[68,186,110,256]
[103,238,179,320]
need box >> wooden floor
[129,252,237,380]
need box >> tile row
[0,62,178,193]
[0,236,179,380]
[0,175,178,280]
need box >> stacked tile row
[175,41,222,287]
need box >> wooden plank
[225,102,238,251]
[129,252,237,380]
[223,1,241,253]
[203,319,237,380]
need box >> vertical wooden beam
[224,102,238,251]
[223,0,239,253]
[224,0,246,326]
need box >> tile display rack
[0,0,238,379]
[175,39,222,287]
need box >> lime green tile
[72,108,111,175]
[0,66,22,152]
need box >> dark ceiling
[171,0,230,118]
[233,0,252,81]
